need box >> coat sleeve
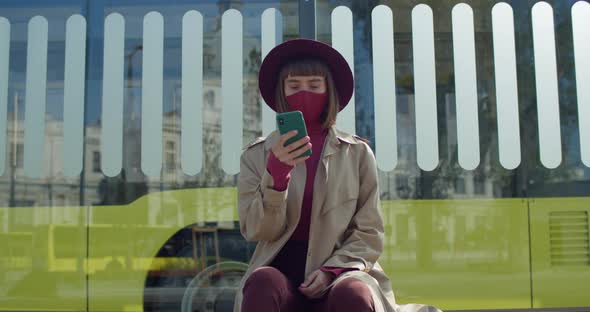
[322,143,384,272]
[237,149,289,242]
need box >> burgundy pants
[241,266,375,312]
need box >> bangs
[279,58,330,78]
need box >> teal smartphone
[276,111,312,158]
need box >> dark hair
[274,58,339,129]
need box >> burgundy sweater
[266,124,355,285]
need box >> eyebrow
[285,78,323,83]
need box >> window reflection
[318,0,590,200]
[79,2,299,312]
[0,2,87,310]
[0,0,588,311]
[318,0,589,307]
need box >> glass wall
[0,1,300,311]
[316,0,590,308]
[0,1,87,310]
[85,1,300,311]
[1,0,589,311]
[318,0,590,201]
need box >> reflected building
[0,74,263,229]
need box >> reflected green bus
[2,194,589,311]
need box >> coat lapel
[313,127,341,218]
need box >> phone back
[276,111,312,157]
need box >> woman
[234,39,430,312]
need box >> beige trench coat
[234,127,439,312]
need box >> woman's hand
[298,269,334,298]
[271,130,311,166]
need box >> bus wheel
[181,261,248,312]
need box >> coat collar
[262,126,361,157]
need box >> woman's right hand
[271,130,311,166]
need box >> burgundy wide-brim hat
[258,38,354,112]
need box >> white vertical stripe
[371,5,397,172]
[101,13,125,177]
[24,16,48,178]
[181,10,203,175]
[63,14,87,177]
[221,9,243,175]
[332,6,355,135]
[412,4,439,171]
[532,2,561,169]
[261,8,282,137]
[0,18,9,176]
[572,1,590,167]
[141,12,164,177]
[492,3,521,170]
[452,3,480,170]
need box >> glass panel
[532,1,562,169]
[63,14,87,177]
[572,1,590,167]
[0,17,8,176]
[412,4,439,171]
[23,16,49,178]
[221,9,243,175]
[81,1,298,312]
[491,3,521,170]
[260,8,283,136]
[0,1,298,311]
[372,5,398,172]
[317,0,590,310]
[180,10,203,175]
[331,6,356,134]
[452,3,481,170]
[0,1,87,311]
[3,0,589,311]
[101,12,125,177]
[317,0,590,198]
[141,12,165,177]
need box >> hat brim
[258,38,354,112]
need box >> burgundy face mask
[285,91,328,125]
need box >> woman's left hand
[298,269,334,298]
